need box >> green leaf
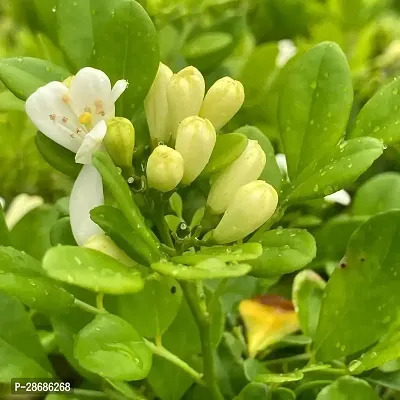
[314,215,369,263]
[117,276,182,338]
[278,42,353,180]
[250,229,316,277]
[172,243,262,264]
[350,77,400,145]
[234,382,269,399]
[50,217,77,246]
[0,247,75,314]
[165,215,182,233]
[235,125,282,189]
[0,291,53,381]
[293,270,325,338]
[352,172,400,215]
[0,206,11,246]
[316,376,379,400]
[0,57,69,101]
[255,370,304,383]
[57,0,159,116]
[35,132,82,178]
[315,210,400,361]
[367,369,400,391]
[287,137,383,202]
[90,205,154,266]
[74,313,152,380]
[200,133,248,179]
[151,259,251,280]
[169,193,183,218]
[0,91,25,112]
[10,205,58,260]
[43,246,144,294]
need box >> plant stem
[96,293,105,311]
[144,339,205,386]
[74,298,105,314]
[154,202,174,248]
[181,282,224,400]
[264,353,310,366]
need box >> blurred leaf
[235,125,282,189]
[352,172,400,215]
[315,211,400,361]
[250,228,316,277]
[278,42,353,180]
[316,376,379,400]
[169,193,183,218]
[74,313,152,380]
[50,217,76,246]
[43,246,144,294]
[117,276,182,338]
[0,91,25,112]
[0,206,11,246]
[234,382,269,399]
[0,57,68,101]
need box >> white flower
[25,67,128,245]
[276,40,297,68]
[4,194,43,229]
[275,153,288,176]
[324,189,351,206]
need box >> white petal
[276,40,297,67]
[111,79,128,103]
[275,153,288,175]
[69,67,114,121]
[0,197,5,208]
[69,164,104,246]
[75,121,107,164]
[324,190,351,206]
[25,81,82,152]
[5,194,43,229]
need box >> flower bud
[199,77,244,131]
[175,116,216,184]
[207,139,266,214]
[146,145,184,192]
[104,117,135,168]
[83,234,136,267]
[213,180,278,244]
[144,63,173,144]
[167,66,205,139]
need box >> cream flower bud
[175,116,216,184]
[146,145,184,192]
[83,234,136,267]
[104,117,135,168]
[199,77,244,130]
[167,66,205,139]
[145,63,173,144]
[213,180,278,244]
[207,139,266,214]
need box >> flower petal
[111,79,128,103]
[324,189,351,206]
[5,194,43,230]
[69,67,114,122]
[25,81,82,152]
[69,164,104,246]
[75,121,107,164]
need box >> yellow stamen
[79,112,92,126]
[62,94,71,104]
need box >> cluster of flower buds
[144,63,279,243]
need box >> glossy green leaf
[35,132,81,178]
[255,370,304,383]
[0,247,75,315]
[57,0,159,116]
[234,382,269,399]
[0,206,11,246]
[287,137,383,202]
[200,133,247,178]
[293,270,326,338]
[117,276,182,338]
[50,217,76,246]
[169,193,183,218]
[74,313,152,380]
[278,42,353,179]
[235,125,282,189]
[250,228,316,277]
[315,211,400,361]
[152,258,251,280]
[353,172,400,216]
[314,215,369,263]
[367,369,400,391]
[172,243,262,265]
[0,57,68,101]
[10,205,58,260]
[0,291,53,381]
[350,77,400,145]
[183,31,233,59]
[43,246,144,294]
[90,205,154,266]
[316,376,379,400]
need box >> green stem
[181,282,224,400]
[154,200,174,248]
[264,353,310,366]
[71,389,107,397]
[74,298,105,314]
[96,293,105,311]
[144,339,205,386]
[249,204,287,242]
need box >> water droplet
[370,351,377,358]
[314,184,319,192]
[52,6,57,12]
[276,226,284,235]
[373,126,381,133]
[74,256,82,266]
[17,57,23,63]
[310,81,317,89]
[340,344,346,352]
[348,360,362,372]
[348,163,353,168]
[393,88,399,95]
[310,120,314,125]
[67,274,74,283]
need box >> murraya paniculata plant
[2,1,400,399]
